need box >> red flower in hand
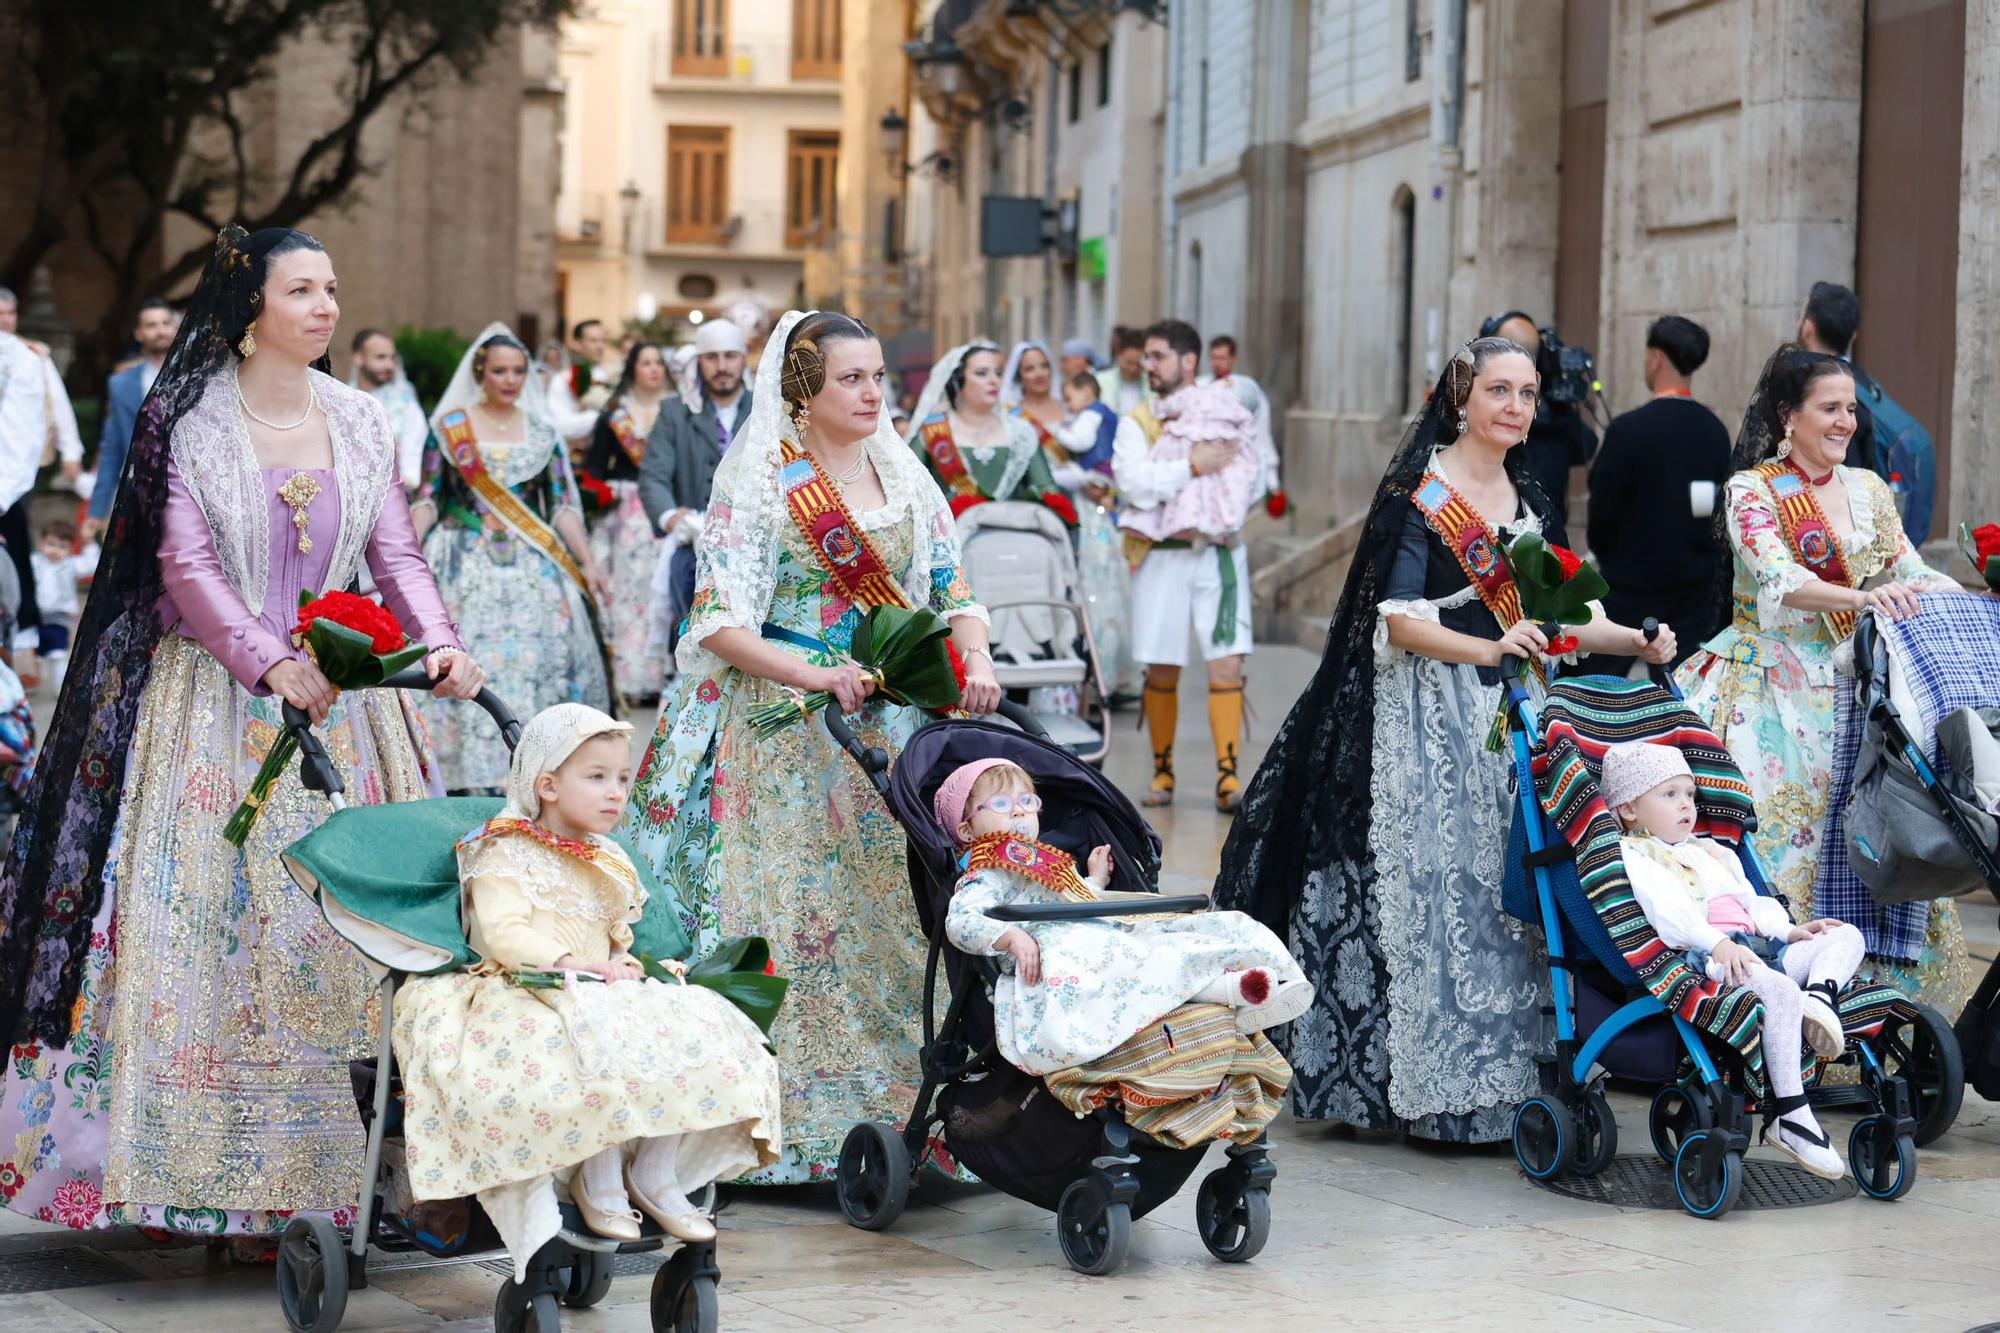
[1265,489,1288,519]
[577,475,615,510]
[1546,634,1580,657]
[948,494,989,519]
[1040,492,1079,527]
[761,958,777,976]
[946,641,969,693]
[1550,544,1584,581]
[1973,523,2000,564]
[295,590,407,654]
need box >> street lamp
[618,180,642,250]
[906,35,969,99]
[879,106,956,182]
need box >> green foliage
[1500,532,1607,627]
[396,325,471,408]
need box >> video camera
[1478,311,1602,412]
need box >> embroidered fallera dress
[913,412,1056,503]
[627,432,983,1183]
[1676,465,1969,1007]
[943,836,1308,1076]
[0,371,457,1234]
[417,413,612,791]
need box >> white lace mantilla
[170,367,395,614]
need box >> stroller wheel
[1056,1179,1132,1276]
[1849,1116,1918,1201]
[1875,1003,1965,1147]
[1670,1131,1743,1219]
[1511,1096,1573,1180]
[650,1257,719,1333]
[1647,1084,1713,1165]
[1572,1087,1618,1177]
[562,1248,614,1308]
[494,1280,562,1333]
[275,1214,349,1333]
[1194,1170,1271,1263]
[835,1121,912,1231]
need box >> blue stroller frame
[1499,653,1932,1217]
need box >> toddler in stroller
[826,706,1289,1275]
[1603,740,1865,1179]
[935,756,1312,1073]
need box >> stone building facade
[902,1,1167,380]
[1159,0,1996,644]
[554,0,844,339]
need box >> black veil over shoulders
[0,225,328,1045]
[1213,338,1547,940]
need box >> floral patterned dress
[625,463,980,1183]
[945,860,1307,1076]
[1675,466,1969,1008]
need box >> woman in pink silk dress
[0,227,485,1237]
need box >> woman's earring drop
[791,403,811,438]
[237,328,257,359]
[1777,423,1794,461]
[1456,408,1469,436]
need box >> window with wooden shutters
[673,0,728,78]
[792,0,840,80]
[785,130,840,249]
[667,126,730,244]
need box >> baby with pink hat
[932,756,1311,1080]
[1604,739,1866,1180]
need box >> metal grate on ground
[479,1250,664,1279]
[0,1245,143,1295]
[1528,1153,1857,1210]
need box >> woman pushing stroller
[391,703,780,1277]
[934,757,1311,1077]
[1604,740,1864,1179]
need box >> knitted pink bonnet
[1599,740,1693,810]
[932,758,1015,840]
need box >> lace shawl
[676,309,986,680]
[171,368,395,613]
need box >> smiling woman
[0,225,484,1239]
[625,308,1001,1182]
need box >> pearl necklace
[828,448,869,485]
[234,373,317,430]
[471,401,523,436]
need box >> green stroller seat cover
[281,797,693,976]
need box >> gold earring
[791,403,811,437]
[237,327,256,358]
[1777,423,1794,461]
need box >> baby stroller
[1838,603,2000,1109]
[955,500,1111,762]
[823,701,1277,1275]
[265,668,724,1333]
[1498,658,1957,1218]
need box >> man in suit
[1584,315,1732,674]
[639,317,750,650]
[87,298,178,538]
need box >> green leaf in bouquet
[308,619,381,683]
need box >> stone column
[1949,0,2000,533]
[1237,0,1309,426]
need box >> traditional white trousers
[1129,540,1253,666]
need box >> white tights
[1720,924,1866,1098]
[576,1135,697,1216]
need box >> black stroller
[268,669,723,1333]
[822,702,1277,1275]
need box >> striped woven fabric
[1042,1002,1292,1150]
[1529,679,1913,1091]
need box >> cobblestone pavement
[3,647,1998,1330]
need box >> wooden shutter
[792,0,841,80]
[667,126,731,244]
[673,0,728,78]
[785,130,840,249]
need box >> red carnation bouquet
[746,604,967,739]
[1039,491,1079,528]
[948,493,989,520]
[576,474,616,520]
[1961,522,2000,592]
[223,591,431,846]
[1500,533,1608,658]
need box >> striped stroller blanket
[1529,678,1912,1093]
[1817,593,2000,957]
[1042,1002,1291,1150]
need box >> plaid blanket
[1816,593,2000,958]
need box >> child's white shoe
[1764,1099,1846,1181]
[1195,968,1314,1034]
[1800,981,1846,1061]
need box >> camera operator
[1482,311,1597,527]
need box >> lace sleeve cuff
[1755,562,1817,631]
[1374,597,1441,660]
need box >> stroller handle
[989,893,1211,922]
[280,664,524,801]
[823,697,1049,797]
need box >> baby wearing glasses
[934,758,1312,1076]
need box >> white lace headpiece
[678,310,985,679]
[428,321,561,485]
[901,340,997,450]
[999,339,1053,408]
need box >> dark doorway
[1857,0,1966,540]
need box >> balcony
[650,34,842,94]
